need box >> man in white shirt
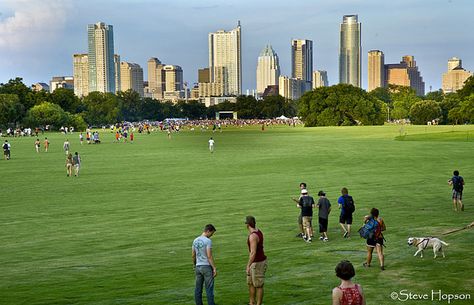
[208,137,215,153]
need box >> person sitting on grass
[332,260,365,305]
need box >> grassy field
[1,124,473,305]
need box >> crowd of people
[192,172,465,305]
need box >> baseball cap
[301,189,308,194]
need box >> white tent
[276,115,289,120]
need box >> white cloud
[0,0,72,50]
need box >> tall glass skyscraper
[208,22,242,96]
[339,15,361,87]
[88,22,116,93]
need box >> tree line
[1,76,473,129]
[0,78,296,130]
[299,76,474,127]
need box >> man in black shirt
[298,189,315,243]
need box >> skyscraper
[279,76,307,100]
[120,62,144,97]
[385,56,425,96]
[198,68,210,83]
[291,39,313,83]
[368,50,385,91]
[312,70,328,88]
[87,22,116,93]
[339,15,361,87]
[73,54,89,97]
[256,45,280,96]
[163,65,184,101]
[442,57,473,93]
[209,22,242,96]
[147,57,165,100]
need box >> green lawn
[1,125,473,305]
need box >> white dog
[407,237,449,258]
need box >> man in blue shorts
[448,170,465,211]
[338,187,355,238]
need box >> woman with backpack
[332,260,365,305]
[362,208,386,270]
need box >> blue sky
[0,0,472,92]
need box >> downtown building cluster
[32,17,473,105]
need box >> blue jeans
[195,265,215,305]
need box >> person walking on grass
[3,140,11,160]
[208,137,215,153]
[73,152,81,177]
[363,208,386,270]
[245,216,267,305]
[130,132,134,143]
[317,191,331,242]
[338,187,355,238]
[63,139,70,155]
[34,138,41,153]
[448,170,465,211]
[192,224,217,305]
[79,132,84,145]
[65,153,73,177]
[44,137,49,152]
[298,189,315,243]
[332,260,365,305]
[292,182,307,238]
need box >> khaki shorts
[302,216,312,229]
[247,260,267,288]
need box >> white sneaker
[324,237,329,242]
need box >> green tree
[389,85,421,119]
[0,94,24,127]
[66,113,88,131]
[83,92,122,125]
[51,88,80,113]
[235,96,260,118]
[298,84,384,126]
[459,94,474,123]
[261,95,296,118]
[25,102,68,128]
[456,75,474,99]
[0,78,36,120]
[409,100,441,125]
[440,93,461,124]
[117,89,142,121]
[424,89,444,103]
[177,100,207,119]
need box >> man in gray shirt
[317,191,331,241]
[192,224,217,305]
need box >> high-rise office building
[339,15,361,87]
[256,45,280,96]
[442,57,472,93]
[385,56,425,96]
[279,76,308,100]
[162,65,184,101]
[73,54,89,97]
[120,62,144,97]
[114,54,121,94]
[147,57,165,100]
[198,68,210,83]
[208,22,242,96]
[368,50,385,91]
[291,39,313,82]
[312,70,328,88]
[87,22,116,93]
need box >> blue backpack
[358,217,379,239]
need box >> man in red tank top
[245,216,267,305]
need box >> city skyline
[0,0,473,93]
